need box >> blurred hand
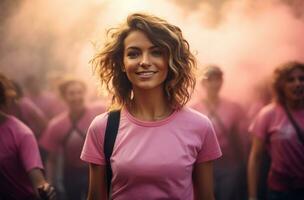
[38,183,57,200]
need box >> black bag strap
[104,110,121,197]
[283,104,304,145]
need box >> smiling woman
[81,13,222,200]
[248,61,304,200]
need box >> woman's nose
[139,53,151,67]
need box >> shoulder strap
[104,110,121,197]
[283,105,304,145]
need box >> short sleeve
[196,119,222,163]
[19,132,43,172]
[80,113,108,165]
[248,105,273,141]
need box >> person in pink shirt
[8,81,48,139]
[248,61,304,200]
[0,73,56,200]
[191,65,248,200]
[81,13,222,200]
[40,78,105,200]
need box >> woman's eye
[151,49,163,57]
[127,51,140,58]
[286,77,294,83]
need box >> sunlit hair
[58,77,87,99]
[91,13,196,109]
[272,61,304,105]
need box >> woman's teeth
[137,71,156,78]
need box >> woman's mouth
[136,71,157,78]
[292,87,304,96]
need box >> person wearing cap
[192,65,248,200]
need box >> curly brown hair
[91,13,196,109]
[272,61,304,105]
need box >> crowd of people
[0,12,303,200]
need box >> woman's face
[63,82,86,110]
[123,30,169,93]
[283,68,304,102]
[201,74,223,96]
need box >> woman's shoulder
[177,107,211,125]
[2,115,34,137]
[88,111,110,132]
[258,102,281,117]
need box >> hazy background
[1,0,304,104]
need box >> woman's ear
[121,66,126,72]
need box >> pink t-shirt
[0,115,43,199]
[10,97,47,136]
[249,103,304,191]
[81,107,222,200]
[28,91,66,119]
[40,105,105,168]
[191,98,248,163]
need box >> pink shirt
[191,98,248,163]
[249,103,304,191]
[81,107,222,200]
[10,97,47,136]
[0,115,43,199]
[40,105,105,168]
[28,91,66,119]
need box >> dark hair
[0,73,14,106]
[58,78,87,98]
[272,61,304,105]
[92,13,196,109]
[0,81,5,106]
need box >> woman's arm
[193,161,215,200]
[87,163,108,200]
[28,168,56,200]
[247,135,266,199]
[45,152,58,184]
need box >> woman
[248,61,304,200]
[0,73,56,200]
[39,77,105,200]
[81,13,222,200]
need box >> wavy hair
[91,13,196,109]
[272,61,304,105]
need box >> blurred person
[192,65,248,200]
[81,13,222,200]
[0,73,56,200]
[248,61,304,200]
[24,75,65,120]
[7,80,48,139]
[40,77,105,200]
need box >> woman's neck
[128,88,172,121]
[285,99,304,111]
[0,110,8,125]
[69,106,86,122]
[204,93,220,108]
